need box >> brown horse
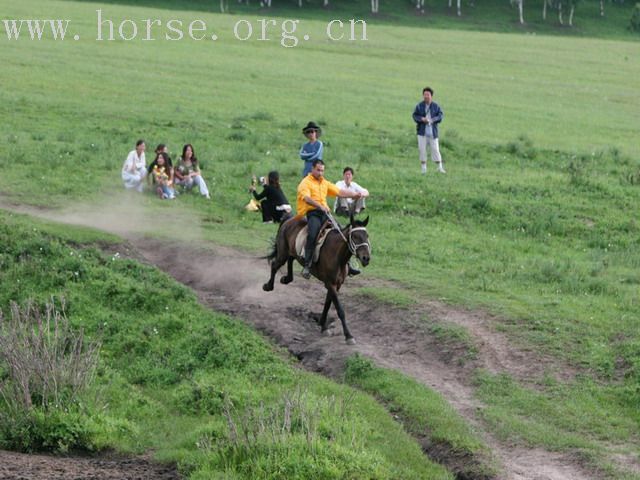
[263,214,371,345]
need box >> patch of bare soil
[0,450,180,480]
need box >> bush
[630,3,640,32]
[0,299,101,452]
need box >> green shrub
[0,408,97,453]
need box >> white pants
[176,175,210,197]
[122,168,146,192]
[417,135,442,165]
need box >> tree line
[221,0,630,29]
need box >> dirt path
[126,237,594,480]
[0,202,602,480]
[0,449,179,480]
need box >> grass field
[1,0,640,477]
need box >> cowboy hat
[302,121,322,136]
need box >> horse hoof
[280,276,293,284]
[321,329,333,337]
[262,283,273,292]
[345,337,356,346]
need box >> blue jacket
[300,140,323,176]
[412,101,443,138]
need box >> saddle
[295,221,333,264]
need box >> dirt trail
[1,202,601,480]
[0,449,179,480]
[128,237,593,480]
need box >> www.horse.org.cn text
[1,10,369,48]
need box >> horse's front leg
[328,284,355,345]
[280,257,294,284]
[319,290,334,333]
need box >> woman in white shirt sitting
[121,139,147,192]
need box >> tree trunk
[519,0,524,23]
[220,0,227,13]
[569,4,574,25]
[600,0,604,16]
[543,0,547,20]
[371,0,379,13]
[457,0,461,15]
[558,3,563,24]
[323,0,329,6]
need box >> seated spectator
[147,144,173,184]
[122,139,146,192]
[174,144,211,199]
[249,171,291,224]
[334,167,369,216]
[151,152,176,199]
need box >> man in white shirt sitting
[122,139,147,192]
[334,167,369,217]
[334,167,369,276]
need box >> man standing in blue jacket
[412,87,446,174]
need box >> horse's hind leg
[328,285,355,345]
[280,257,294,284]
[263,254,287,291]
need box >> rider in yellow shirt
[297,159,363,279]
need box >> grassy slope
[0,210,457,479]
[1,0,640,476]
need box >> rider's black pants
[304,209,327,267]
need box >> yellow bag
[245,198,260,212]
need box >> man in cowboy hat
[299,121,323,177]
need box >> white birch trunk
[543,0,547,20]
[457,0,461,15]
[298,0,302,7]
[448,0,453,7]
[558,3,563,24]
[323,0,329,6]
[518,0,524,23]
[600,0,604,16]
[220,0,227,13]
[569,5,574,25]
[371,0,379,13]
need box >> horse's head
[349,214,370,267]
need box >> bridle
[326,212,370,257]
[347,226,371,257]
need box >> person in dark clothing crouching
[249,171,292,223]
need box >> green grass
[0,210,453,479]
[1,0,640,476]
[355,286,417,307]
[345,354,497,479]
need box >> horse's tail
[264,236,277,262]
[263,220,286,262]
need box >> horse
[263,214,371,345]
